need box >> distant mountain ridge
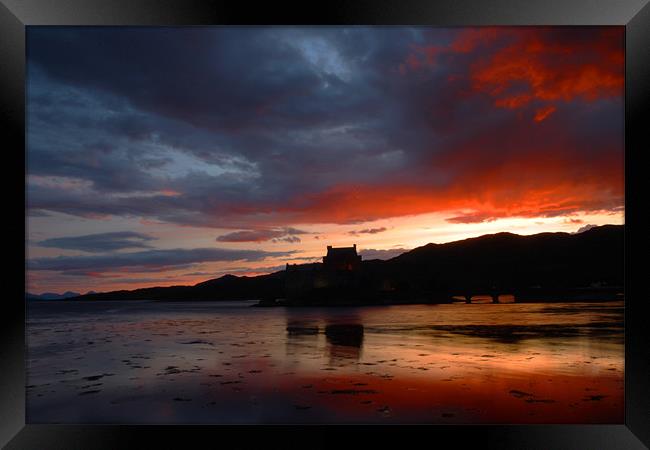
[66,224,623,302]
[27,291,83,300]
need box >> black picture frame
[2,0,649,448]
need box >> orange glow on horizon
[27,210,623,294]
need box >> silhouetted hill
[386,224,623,292]
[73,271,285,301]
[27,291,81,300]
[69,225,623,302]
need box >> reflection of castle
[285,245,363,304]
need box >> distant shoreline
[29,225,624,305]
[27,290,624,306]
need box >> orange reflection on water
[27,301,623,423]
[273,302,623,423]
[256,369,622,423]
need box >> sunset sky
[26,27,624,294]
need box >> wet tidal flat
[26,300,623,423]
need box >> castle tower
[323,245,362,271]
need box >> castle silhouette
[285,245,363,304]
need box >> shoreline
[26,293,624,306]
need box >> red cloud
[248,136,623,225]
[470,28,623,111]
[534,105,557,122]
[400,28,623,122]
[400,27,503,74]
[450,28,501,53]
[220,135,622,228]
[218,28,624,227]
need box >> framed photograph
[2,0,649,448]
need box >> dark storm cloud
[26,28,427,194]
[28,28,387,132]
[28,248,295,272]
[37,231,156,252]
[26,27,623,226]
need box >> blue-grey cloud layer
[38,231,156,252]
[29,247,294,273]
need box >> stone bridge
[457,291,516,304]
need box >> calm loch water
[26,300,624,423]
